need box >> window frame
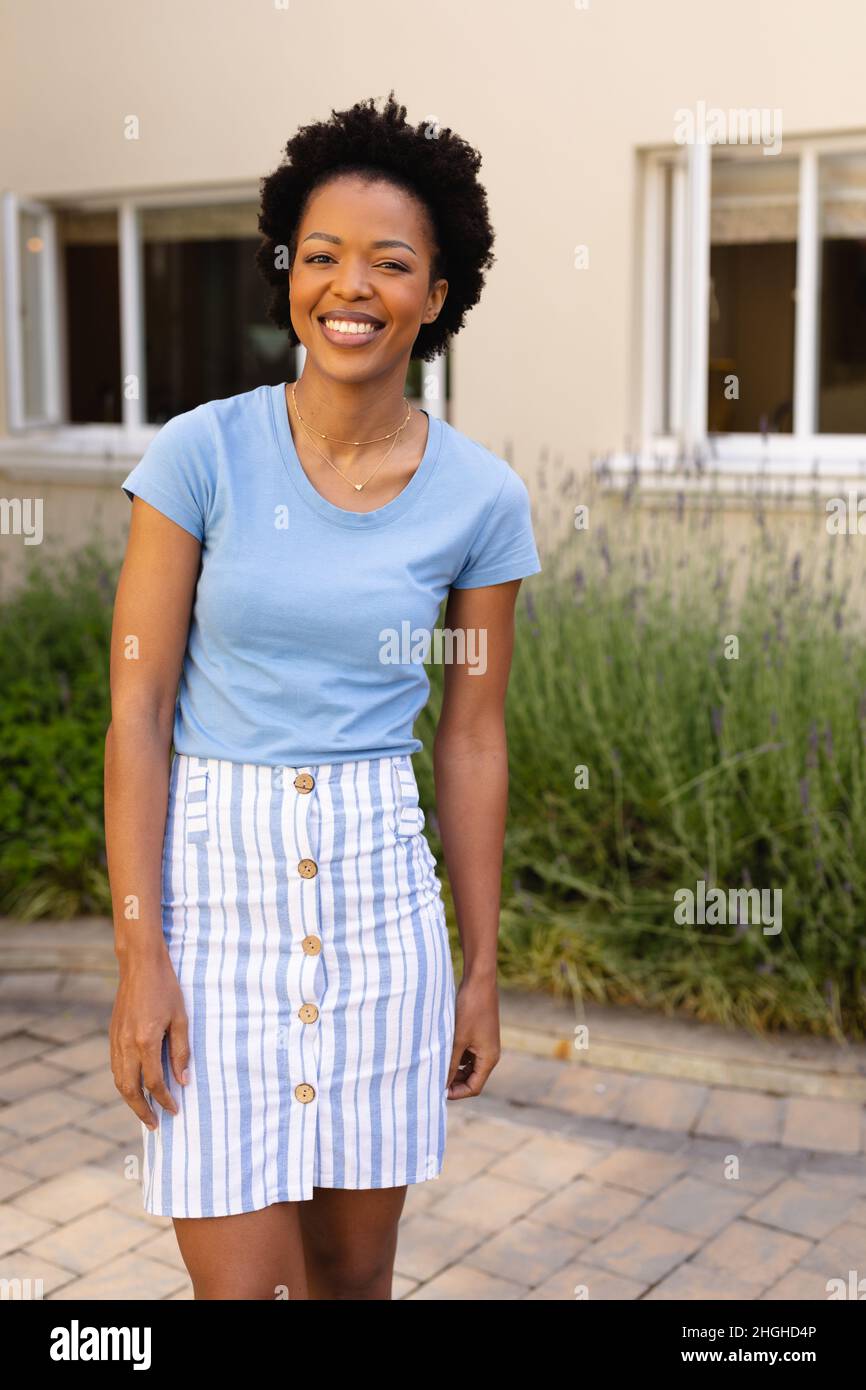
[3,194,63,430]
[635,131,866,477]
[2,184,262,454]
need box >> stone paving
[0,980,864,1301]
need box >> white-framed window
[628,132,866,484]
[2,186,449,460]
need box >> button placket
[293,769,320,1126]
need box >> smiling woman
[105,90,542,1302]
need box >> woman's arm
[433,578,522,1098]
[105,497,201,1129]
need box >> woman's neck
[290,367,410,442]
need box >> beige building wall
[1,0,865,581]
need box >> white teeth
[323,318,380,335]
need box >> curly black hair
[255,91,496,362]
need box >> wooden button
[301,935,322,956]
[298,1003,319,1023]
[294,1083,315,1103]
[294,773,315,793]
[298,858,318,878]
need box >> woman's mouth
[318,316,386,348]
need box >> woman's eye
[304,254,407,272]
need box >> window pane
[142,203,295,423]
[19,210,46,420]
[818,153,866,434]
[707,157,798,434]
[58,210,122,423]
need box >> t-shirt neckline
[269,382,443,529]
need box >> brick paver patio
[0,979,864,1300]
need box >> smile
[318,317,385,348]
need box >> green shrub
[0,543,117,919]
[417,508,866,1040]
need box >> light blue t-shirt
[120,383,542,767]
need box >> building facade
[1,0,865,580]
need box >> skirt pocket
[390,756,426,838]
[184,757,212,844]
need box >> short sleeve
[120,406,213,542]
[451,466,542,589]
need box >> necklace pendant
[354,483,363,491]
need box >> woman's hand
[445,974,501,1100]
[110,953,190,1130]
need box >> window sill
[595,443,866,506]
[0,426,157,483]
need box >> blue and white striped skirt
[142,751,457,1217]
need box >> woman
[105,92,541,1300]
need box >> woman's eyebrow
[302,231,417,256]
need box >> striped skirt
[142,751,457,1218]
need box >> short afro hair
[255,91,496,361]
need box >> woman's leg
[298,1186,408,1300]
[173,1202,310,1300]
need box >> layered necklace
[290,383,412,493]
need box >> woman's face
[288,173,447,381]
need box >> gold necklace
[290,384,412,493]
[291,383,411,445]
